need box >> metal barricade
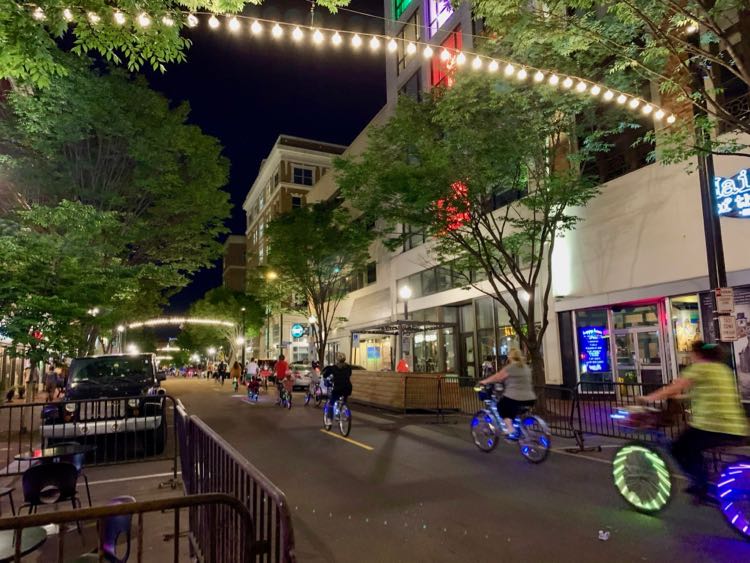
[183,415,296,563]
[0,395,179,485]
[0,493,253,563]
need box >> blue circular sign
[290,323,305,338]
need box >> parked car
[41,353,167,455]
[289,363,312,390]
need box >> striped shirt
[684,362,749,436]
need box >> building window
[292,195,302,208]
[292,166,314,186]
[393,0,413,19]
[273,171,280,187]
[403,224,426,251]
[431,28,462,88]
[396,11,421,75]
[366,261,377,285]
[428,0,453,37]
[400,70,422,101]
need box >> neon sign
[715,168,750,218]
[578,327,610,373]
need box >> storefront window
[670,295,701,371]
[612,304,658,329]
[414,331,439,372]
[575,309,613,385]
[442,328,456,373]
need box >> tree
[177,287,263,363]
[1,54,231,289]
[336,76,611,385]
[472,0,750,160]
[1,0,349,88]
[264,203,374,366]
[0,201,165,362]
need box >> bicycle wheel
[304,387,312,406]
[286,391,292,410]
[471,410,500,452]
[314,387,323,408]
[717,461,750,540]
[517,415,551,464]
[338,403,351,437]
[323,403,333,431]
[612,442,672,514]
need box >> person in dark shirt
[324,353,352,417]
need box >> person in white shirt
[245,357,259,383]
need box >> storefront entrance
[613,327,666,392]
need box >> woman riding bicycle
[640,341,749,503]
[479,348,536,440]
[323,353,352,413]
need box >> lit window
[431,28,462,88]
[292,166,314,186]
[428,0,454,37]
[394,0,413,19]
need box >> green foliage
[0,201,164,361]
[0,1,350,88]
[264,203,374,364]
[336,76,608,383]
[2,54,231,282]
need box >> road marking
[319,429,374,451]
[86,471,181,486]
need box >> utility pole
[240,307,246,366]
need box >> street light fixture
[265,270,278,281]
[398,285,412,320]
[240,307,247,366]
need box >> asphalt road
[165,378,750,563]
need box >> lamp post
[308,315,318,364]
[117,325,125,353]
[398,285,412,320]
[240,307,247,366]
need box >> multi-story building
[221,235,247,293]
[305,2,750,405]
[242,135,346,361]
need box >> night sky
[146,0,387,312]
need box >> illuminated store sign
[716,168,750,218]
[578,327,610,373]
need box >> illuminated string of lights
[128,317,235,329]
[27,6,676,124]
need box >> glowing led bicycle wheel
[717,463,750,540]
[471,411,500,453]
[612,442,672,514]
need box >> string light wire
[25,6,676,124]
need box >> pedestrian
[43,364,57,402]
[640,341,749,503]
[246,357,259,384]
[274,354,289,404]
[396,355,410,373]
[481,356,495,379]
[230,361,242,392]
[218,361,227,385]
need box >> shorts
[497,397,535,419]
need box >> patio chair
[20,461,82,533]
[74,495,136,563]
[53,441,92,507]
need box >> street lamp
[398,285,412,320]
[126,343,139,355]
[308,316,318,364]
[240,307,247,366]
[265,270,278,281]
[117,325,125,353]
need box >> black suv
[41,354,167,454]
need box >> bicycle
[470,384,551,464]
[610,405,750,540]
[277,379,293,410]
[304,379,327,407]
[323,394,351,437]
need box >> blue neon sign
[715,168,750,218]
[578,327,610,373]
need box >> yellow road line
[319,429,374,451]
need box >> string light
[38,8,675,125]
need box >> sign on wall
[577,327,610,373]
[290,323,305,339]
[715,168,750,218]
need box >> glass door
[613,328,666,393]
[462,334,476,379]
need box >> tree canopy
[336,76,611,383]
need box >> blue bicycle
[323,393,351,437]
[470,384,551,463]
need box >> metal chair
[53,441,92,506]
[0,486,15,516]
[74,495,136,563]
[19,461,82,533]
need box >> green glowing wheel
[612,442,672,514]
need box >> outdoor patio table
[14,443,96,463]
[0,527,47,562]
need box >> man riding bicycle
[323,353,352,415]
[640,341,749,503]
[274,354,290,405]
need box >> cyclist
[274,354,290,405]
[478,348,536,440]
[324,353,352,417]
[640,341,749,503]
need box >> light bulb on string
[292,27,304,41]
[187,14,198,28]
[472,56,482,70]
[628,98,640,109]
[406,42,416,55]
[387,38,397,52]
[488,60,499,72]
[88,12,101,24]
[642,104,653,114]
[228,17,241,32]
[575,81,587,92]
[251,20,262,34]
[590,85,601,96]
[369,36,380,50]
[666,115,676,124]
[616,94,627,104]
[313,29,324,44]
[272,23,283,38]
[534,71,544,82]
[208,15,220,29]
[548,74,559,86]
[62,8,73,22]
[504,63,515,76]
[456,52,466,65]
[138,13,152,28]
[517,68,527,80]
[32,7,45,21]
[603,90,614,101]
[352,34,363,48]
[654,109,665,120]
[440,49,450,62]
[332,32,342,45]
[113,11,126,25]
[162,15,174,27]
[423,46,434,58]
[562,77,573,88]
